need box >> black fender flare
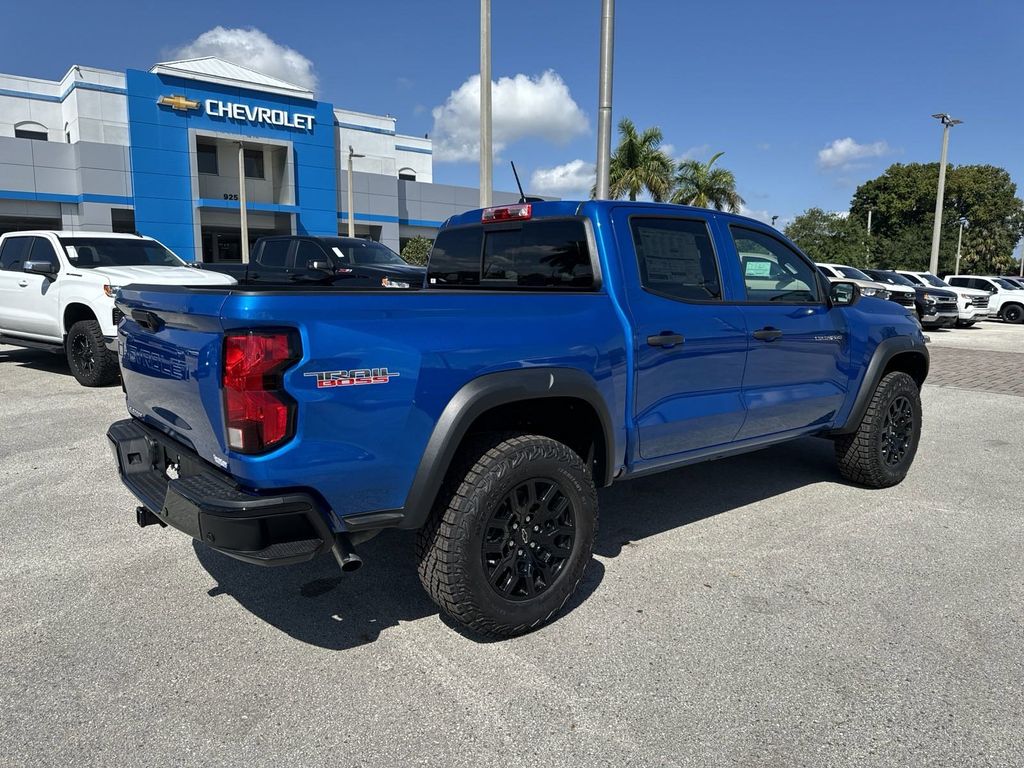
[831,335,929,435]
[346,367,617,532]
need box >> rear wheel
[1002,303,1024,324]
[834,371,922,488]
[416,433,597,637]
[66,319,119,387]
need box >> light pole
[237,142,249,263]
[953,217,968,275]
[928,113,962,275]
[770,215,779,227]
[594,0,615,199]
[346,145,365,238]
[479,0,492,207]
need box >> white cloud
[530,159,596,199]
[431,70,588,162]
[678,143,712,162]
[817,137,891,169]
[169,27,317,90]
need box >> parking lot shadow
[0,346,72,376]
[195,436,837,649]
[594,436,839,558]
[195,533,607,649]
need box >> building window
[244,149,265,179]
[197,143,218,175]
[398,168,416,181]
[14,122,48,141]
[111,209,136,234]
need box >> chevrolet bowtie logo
[157,94,200,112]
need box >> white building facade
[0,58,520,260]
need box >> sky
[3,0,1022,235]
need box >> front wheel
[416,434,597,637]
[66,319,119,387]
[834,371,922,488]
[1001,303,1024,324]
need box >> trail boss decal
[305,368,400,388]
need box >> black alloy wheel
[481,478,577,601]
[880,396,914,467]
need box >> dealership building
[0,57,520,261]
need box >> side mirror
[830,281,860,306]
[307,259,332,272]
[24,260,57,277]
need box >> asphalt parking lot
[1,325,1022,768]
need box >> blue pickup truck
[107,200,928,636]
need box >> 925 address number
[223,193,239,201]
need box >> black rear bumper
[107,418,334,566]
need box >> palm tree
[671,151,745,212]
[595,118,675,201]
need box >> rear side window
[0,237,32,271]
[428,219,593,290]
[257,240,291,269]
[948,277,968,288]
[630,217,721,301]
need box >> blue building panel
[126,69,338,261]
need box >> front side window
[58,238,185,268]
[243,149,264,179]
[29,237,60,269]
[0,237,33,271]
[630,217,721,301]
[257,240,291,269]
[295,241,327,269]
[731,226,820,303]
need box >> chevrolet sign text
[205,100,315,130]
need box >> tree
[671,151,744,213]
[784,208,868,266]
[850,163,1024,274]
[596,118,675,201]
[401,236,433,267]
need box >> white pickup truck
[0,231,234,386]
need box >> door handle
[752,327,783,341]
[18,280,28,287]
[647,332,685,348]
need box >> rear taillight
[222,330,300,453]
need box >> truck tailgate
[116,286,230,466]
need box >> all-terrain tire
[834,371,921,488]
[66,319,119,387]
[1002,303,1024,324]
[416,433,597,638]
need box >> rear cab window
[428,218,594,290]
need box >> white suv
[896,270,991,327]
[0,231,235,385]
[944,275,1024,324]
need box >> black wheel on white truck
[65,319,119,387]
[1002,303,1024,324]
[416,433,597,637]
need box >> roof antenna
[510,161,527,204]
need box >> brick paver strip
[926,346,1024,398]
